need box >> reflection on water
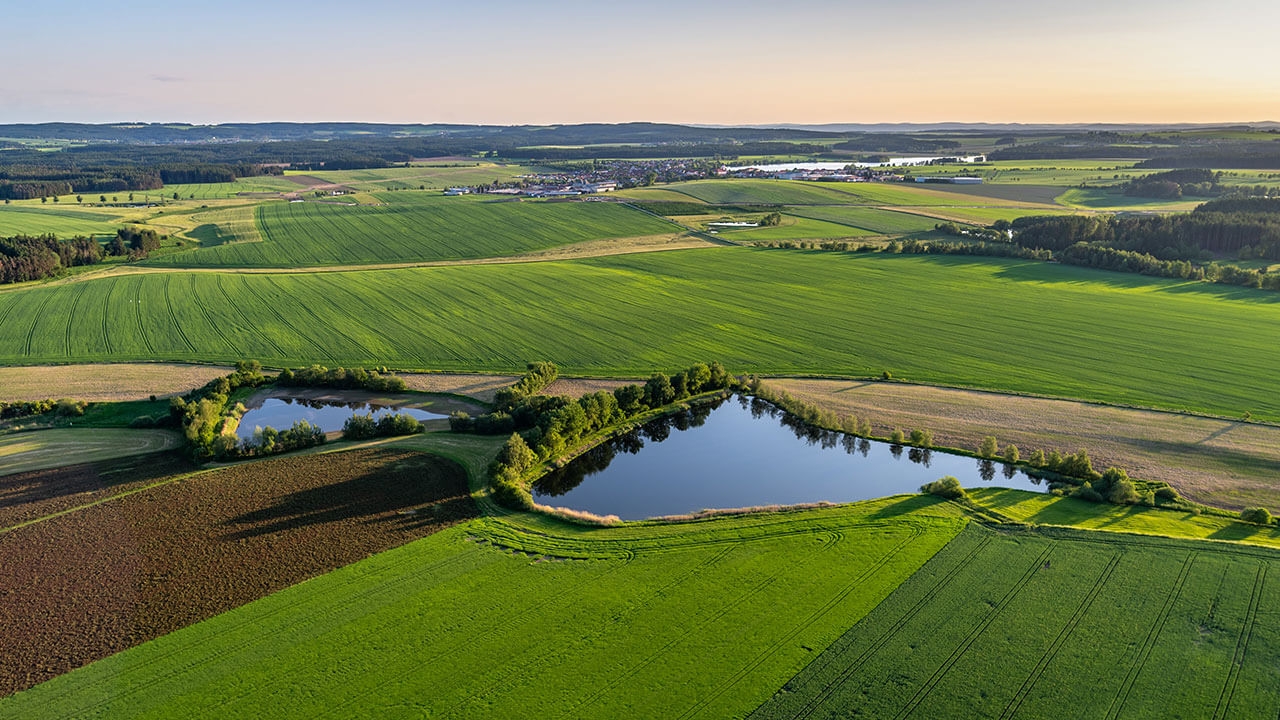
[236,397,446,439]
[533,396,1045,520]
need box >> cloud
[150,74,185,83]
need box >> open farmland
[782,205,952,234]
[0,206,122,237]
[0,429,182,476]
[290,162,535,190]
[145,194,679,267]
[0,497,965,717]
[1,250,1279,421]
[0,447,474,697]
[0,363,230,402]
[752,524,1280,719]
[635,178,1046,207]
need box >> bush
[1240,507,1273,525]
[978,436,999,459]
[921,476,965,499]
[1101,467,1139,505]
[1027,448,1046,467]
[889,428,906,444]
[1004,444,1020,464]
[343,413,378,440]
[1071,482,1104,503]
[909,428,933,448]
[376,413,423,437]
[55,398,87,417]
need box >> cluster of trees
[168,361,269,460]
[1137,143,1280,170]
[108,227,162,258]
[0,159,282,199]
[492,361,559,409]
[758,212,783,227]
[921,476,966,499]
[232,421,326,458]
[277,365,408,392]
[479,362,735,509]
[0,398,87,421]
[341,413,424,440]
[0,234,102,284]
[1122,168,1220,199]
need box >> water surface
[236,398,446,438]
[534,397,1044,520]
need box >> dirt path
[769,379,1280,510]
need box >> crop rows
[782,205,946,234]
[2,249,1279,420]
[146,195,676,267]
[749,526,1280,719]
[0,501,961,718]
[0,448,474,698]
[0,205,120,237]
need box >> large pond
[236,397,447,439]
[533,396,1046,520]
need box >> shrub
[1028,449,1046,467]
[909,428,933,448]
[342,413,377,440]
[921,476,965,499]
[889,428,906,444]
[978,436,999,459]
[1240,507,1273,525]
[1154,485,1181,503]
[376,413,423,437]
[55,398,87,417]
[1004,444,1020,464]
[1071,482,1104,503]
[1101,467,1139,505]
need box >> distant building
[443,187,472,196]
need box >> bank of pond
[533,395,1046,520]
[235,397,447,440]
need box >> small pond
[533,396,1047,520]
[236,398,447,439]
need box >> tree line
[0,234,102,284]
[471,362,734,509]
[277,365,408,392]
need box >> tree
[1102,467,1139,504]
[1004,444,1020,464]
[643,373,674,408]
[978,436,999,459]
[99,195,107,204]
[921,476,965,499]
[1240,507,1273,525]
[889,428,906,444]
[76,195,83,204]
[909,428,933,448]
[498,433,537,474]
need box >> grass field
[177,204,262,246]
[783,205,953,234]
[768,379,1280,510]
[145,195,678,267]
[752,523,1280,719]
[708,214,878,241]
[0,206,122,237]
[0,429,182,475]
[1055,188,1204,212]
[0,363,229,402]
[2,250,1280,421]
[290,163,536,191]
[0,499,966,718]
[625,179,1012,207]
[159,177,302,200]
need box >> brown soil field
[0,447,474,697]
[769,379,1280,510]
[0,363,232,402]
[0,451,194,530]
[398,373,517,402]
[545,377,631,397]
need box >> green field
[752,524,1280,719]
[0,428,182,475]
[159,177,304,200]
[145,195,678,267]
[292,162,536,190]
[0,206,122,237]
[783,205,953,234]
[1055,188,1204,212]
[0,500,965,718]
[708,214,878,241]
[628,179,1002,207]
[3,250,1280,420]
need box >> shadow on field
[1209,522,1280,543]
[0,452,194,527]
[864,494,946,519]
[220,453,473,540]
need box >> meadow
[0,498,965,718]
[752,524,1280,719]
[0,205,122,237]
[290,162,536,190]
[0,429,181,475]
[146,194,678,267]
[620,179,1007,207]
[1,250,1278,421]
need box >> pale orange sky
[2,0,1276,124]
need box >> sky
[3,0,1277,125]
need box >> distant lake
[727,157,982,172]
[236,397,447,439]
[533,396,1045,520]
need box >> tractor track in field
[162,275,197,354]
[61,281,89,357]
[1103,551,1198,720]
[891,543,1056,720]
[1213,563,1268,720]
[998,552,1122,720]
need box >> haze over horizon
[3,0,1277,126]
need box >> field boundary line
[891,543,1055,720]
[1104,551,1197,720]
[1213,563,1267,720]
[762,533,994,720]
[679,525,927,720]
[998,552,1122,720]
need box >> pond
[235,397,447,439]
[533,396,1047,520]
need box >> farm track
[129,275,155,355]
[162,275,197,354]
[21,290,55,358]
[1103,552,1197,720]
[60,282,89,357]
[1213,564,1267,719]
[997,553,1122,720]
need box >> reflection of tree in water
[534,442,618,496]
[1002,463,1018,480]
[978,459,996,482]
[858,438,870,457]
[908,448,932,467]
[842,434,859,455]
[890,444,903,460]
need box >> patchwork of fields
[2,251,1278,421]
[146,195,678,267]
[0,500,966,718]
